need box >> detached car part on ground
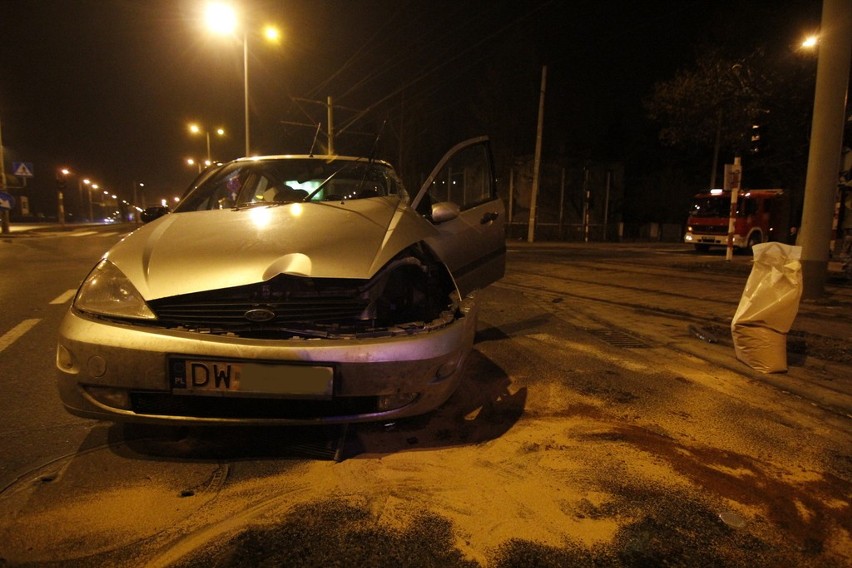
[56,137,505,425]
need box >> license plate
[170,358,333,398]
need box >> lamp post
[81,178,91,221]
[239,29,250,157]
[188,123,225,162]
[86,181,96,221]
[204,3,280,157]
[798,0,852,298]
[57,168,71,226]
[58,168,97,222]
[186,158,202,173]
[132,181,145,224]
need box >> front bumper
[684,232,745,248]
[56,297,478,426]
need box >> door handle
[480,211,499,224]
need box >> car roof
[233,155,394,168]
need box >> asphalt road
[1,226,850,567]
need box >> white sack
[731,242,803,373]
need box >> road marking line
[70,231,98,237]
[0,319,41,353]
[50,289,77,305]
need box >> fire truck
[683,188,789,252]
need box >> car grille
[148,274,370,333]
[690,224,728,235]
[130,392,381,420]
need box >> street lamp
[204,3,281,157]
[188,123,225,162]
[132,181,145,223]
[89,183,100,221]
[82,178,92,221]
[58,167,99,222]
[57,168,71,226]
[186,157,202,173]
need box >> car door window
[413,137,505,296]
[426,143,493,210]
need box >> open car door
[412,136,506,296]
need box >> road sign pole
[0,118,7,234]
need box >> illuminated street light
[205,2,281,156]
[801,35,819,49]
[186,157,202,173]
[204,2,236,34]
[263,25,281,44]
[58,167,102,222]
[188,123,225,162]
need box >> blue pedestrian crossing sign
[13,162,34,178]
[0,191,15,211]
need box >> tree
[646,44,818,220]
[645,48,775,185]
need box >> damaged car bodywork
[56,137,505,425]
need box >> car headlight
[74,259,156,320]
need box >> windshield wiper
[355,119,386,196]
[232,201,285,210]
[303,160,365,202]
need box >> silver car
[56,137,505,425]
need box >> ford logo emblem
[244,308,276,322]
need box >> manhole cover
[586,328,648,348]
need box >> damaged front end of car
[144,243,461,340]
[56,242,479,425]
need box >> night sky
[0,0,822,215]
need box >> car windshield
[689,196,730,218]
[689,195,756,218]
[175,158,404,212]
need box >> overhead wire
[336,0,559,135]
[305,1,410,99]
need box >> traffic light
[749,124,762,154]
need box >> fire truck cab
[684,189,788,252]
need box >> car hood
[106,197,436,300]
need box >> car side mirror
[431,201,460,224]
[141,206,170,224]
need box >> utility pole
[798,0,852,298]
[287,97,351,154]
[725,157,742,261]
[0,118,8,234]
[327,96,335,155]
[582,165,591,242]
[527,65,547,243]
[132,181,143,224]
[243,33,250,157]
[710,109,722,188]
